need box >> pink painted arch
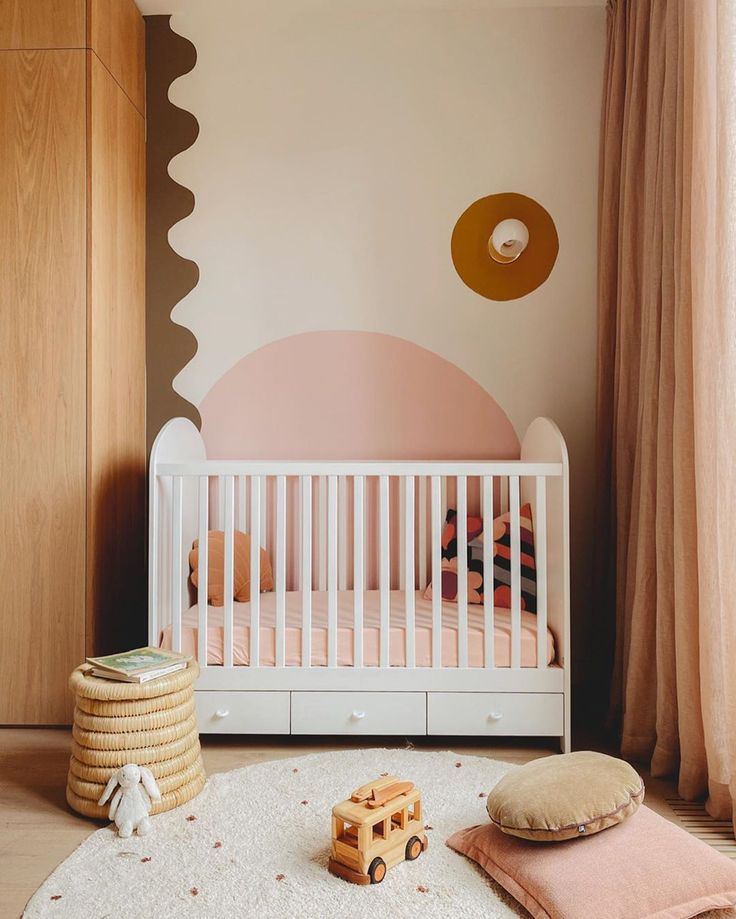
[199,331,519,460]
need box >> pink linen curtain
[598,0,736,829]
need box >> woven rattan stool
[66,662,206,819]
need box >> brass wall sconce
[451,193,559,301]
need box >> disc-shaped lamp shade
[451,193,559,301]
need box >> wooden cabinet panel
[0,4,145,722]
[0,0,145,115]
[0,51,87,723]
[0,0,85,49]
[87,0,145,115]
[86,52,146,656]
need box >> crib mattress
[160,590,555,669]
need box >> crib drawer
[427,692,564,736]
[195,691,290,734]
[291,692,426,735]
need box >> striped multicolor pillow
[423,503,536,612]
[476,503,537,613]
[423,510,485,604]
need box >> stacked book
[86,647,191,683]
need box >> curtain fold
[598,0,736,831]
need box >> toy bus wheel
[368,857,387,884]
[405,836,423,861]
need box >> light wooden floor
[0,728,678,919]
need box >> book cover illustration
[87,647,188,675]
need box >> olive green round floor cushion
[486,750,645,842]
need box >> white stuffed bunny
[98,764,161,838]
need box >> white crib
[148,416,570,750]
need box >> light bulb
[488,219,529,264]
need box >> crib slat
[223,476,235,668]
[535,476,548,669]
[482,475,494,670]
[250,476,261,667]
[418,476,427,590]
[197,476,209,668]
[431,476,442,668]
[379,475,390,668]
[275,475,286,668]
[171,476,183,653]
[301,476,312,667]
[217,475,225,530]
[399,476,405,591]
[353,476,364,668]
[318,476,327,591]
[338,476,348,591]
[457,475,468,668]
[260,476,268,559]
[404,476,415,668]
[510,475,522,668]
[327,475,338,667]
[237,475,247,530]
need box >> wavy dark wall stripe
[145,15,201,448]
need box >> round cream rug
[25,748,526,919]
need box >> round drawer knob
[488,712,503,722]
[351,710,367,721]
[214,708,230,719]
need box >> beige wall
[143,0,606,689]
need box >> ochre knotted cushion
[189,530,273,606]
[486,751,644,842]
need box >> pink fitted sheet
[160,590,555,668]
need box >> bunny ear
[98,772,119,806]
[139,766,161,802]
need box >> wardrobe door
[86,47,146,656]
[0,0,85,49]
[87,0,145,115]
[0,50,87,723]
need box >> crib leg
[559,712,572,753]
[558,686,572,753]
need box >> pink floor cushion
[447,804,736,919]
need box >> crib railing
[150,456,564,673]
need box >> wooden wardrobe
[0,0,146,723]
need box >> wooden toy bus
[329,776,428,885]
